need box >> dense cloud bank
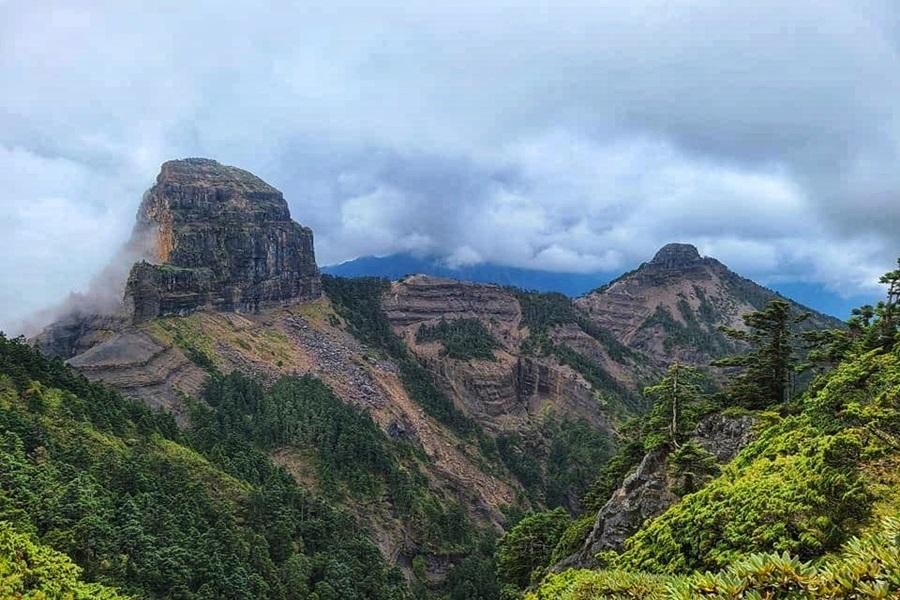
[1,0,898,331]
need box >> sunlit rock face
[125,158,321,321]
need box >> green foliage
[533,265,900,598]
[580,438,645,513]
[528,567,673,599]
[544,417,615,509]
[416,318,501,361]
[804,259,900,370]
[549,516,595,565]
[617,418,870,573]
[496,508,572,590]
[0,521,130,599]
[497,431,544,494]
[515,290,587,332]
[0,333,178,437]
[543,340,645,414]
[194,372,417,506]
[529,516,900,599]
[497,416,614,509]
[639,302,734,356]
[0,334,410,599]
[514,291,638,364]
[667,440,719,496]
[194,370,489,563]
[513,292,644,415]
[642,364,713,451]
[714,299,809,408]
[178,337,220,374]
[804,348,900,468]
[608,327,900,577]
[322,275,475,433]
[444,552,502,600]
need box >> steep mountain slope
[35,157,322,358]
[575,243,842,368]
[27,160,626,588]
[32,161,525,586]
[0,335,411,599]
[383,275,614,431]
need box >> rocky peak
[125,158,321,321]
[137,158,290,264]
[575,243,841,369]
[648,243,703,270]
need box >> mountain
[126,158,321,321]
[21,158,872,598]
[533,315,900,599]
[324,252,874,319]
[323,253,616,298]
[575,243,843,368]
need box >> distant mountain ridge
[323,253,617,298]
[324,252,870,319]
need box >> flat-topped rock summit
[35,158,322,358]
[126,158,321,321]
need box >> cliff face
[35,158,322,360]
[383,275,612,431]
[125,158,321,321]
[563,413,757,569]
[575,243,841,368]
[34,159,324,415]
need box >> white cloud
[1,0,898,330]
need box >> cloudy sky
[2,0,898,331]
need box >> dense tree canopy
[714,299,808,408]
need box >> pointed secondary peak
[649,243,703,269]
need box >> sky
[1,0,898,332]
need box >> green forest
[1,262,898,599]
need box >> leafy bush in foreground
[529,516,900,599]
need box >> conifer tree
[643,363,708,451]
[713,300,808,408]
[803,258,900,369]
[872,259,900,350]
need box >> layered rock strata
[125,158,321,321]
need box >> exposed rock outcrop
[692,412,757,462]
[66,330,206,423]
[383,275,521,333]
[125,158,321,321]
[648,242,704,270]
[564,413,756,568]
[35,158,322,360]
[575,243,842,369]
[384,275,612,431]
[33,312,127,359]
